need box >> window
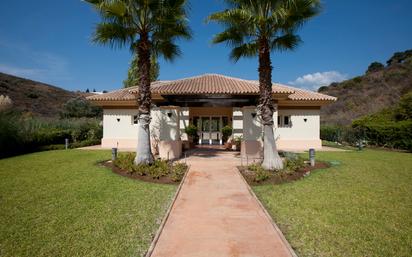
[222,116,229,127]
[132,115,138,124]
[278,115,292,128]
[193,116,200,129]
[284,116,290,126]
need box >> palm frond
[209,0,321,60]
[230,42,259,62]
[270,33,301,51]
[92,22,135,49]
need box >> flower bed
[238,152,330,186]
[103,152,189,184]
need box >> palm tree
[208,0,320,170]
[86,0,191,164]
[123,54,160,88]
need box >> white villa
[87,74,336,159]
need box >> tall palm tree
[208,0,320,170]
[86,0,191,164]
[123,54,160,88]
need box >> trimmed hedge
[320,125,359,145]
[352,120,412,151]
[321,91,412,151]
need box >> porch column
[158,106,182,160]
[232,107,243,138]
[273,103,279,139]
[179,107,189,143]
[242,106,263,160]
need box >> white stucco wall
[274,109,320,140]
[242,107,263,140]
[179,107,189,141]
[240,106,321,151]
[103,109,140,140]
[102,107,180,149]
[158,108,180,141]
[232,108,243,137]
[102,106,321,150]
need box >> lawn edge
[235,168,299,257]
[144,163,191,257]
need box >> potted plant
[184,124,198,148]
[221,125,233,149]
[233,135,243,151]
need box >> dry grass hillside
[319,59,412,125]
[0,72,90,117]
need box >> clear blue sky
[0,0,411,92]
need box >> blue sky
[0,0,411,92]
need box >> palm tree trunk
[258,37,283,170]
[134,32,154,165]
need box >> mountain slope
[0,72,89,117]
[319,59,412,125]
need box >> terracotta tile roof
[87,74,336,102]
[137,74,294,95]
[275,84,337,101]
[87,81,164,101]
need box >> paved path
[150,149,294,257]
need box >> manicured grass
[254,149,412,257]
[0,150,177,257]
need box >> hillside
[319,55,412,125]
[0,72,90,117]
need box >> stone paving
[150,149,295,257]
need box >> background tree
[366,62,384,73]
[60,97,103,119]
[123,54,160,88]
[209,0,320,170]
[86,0,191,164]
[387,49,412,66]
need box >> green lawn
[0,150,177,257]
[254,149,412,257]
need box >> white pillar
[179,107,189,141]
[232,107,243,138]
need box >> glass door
[211,117,220,143]
[201,117,210,143]
[211,117,220,132]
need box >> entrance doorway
[193,116,229,145]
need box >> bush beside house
[320,92,412,151]
[0,111,102,158]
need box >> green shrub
[184,124,199,143]
[0,111,23,157]
[60,97,102,118]
[394,92,412,121]
[132,164,149,176]
[353,76,362,83]
[171,162,188,182]
[247,163,272,182]
[366,62,384,73]
[69,139,101,148]
[185,124,198,137]
[254,167,272,182]
[280,152,305,171]
[0,111,103,157]
[38,144,66,151]
[113,153,136,171]
[147,160,170,179]
[221,125,233,142]
[112,155,187,181]
[283,152,305,171]
[352,119,412,151]
[350,93,412,151]
[320,125,360,145]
